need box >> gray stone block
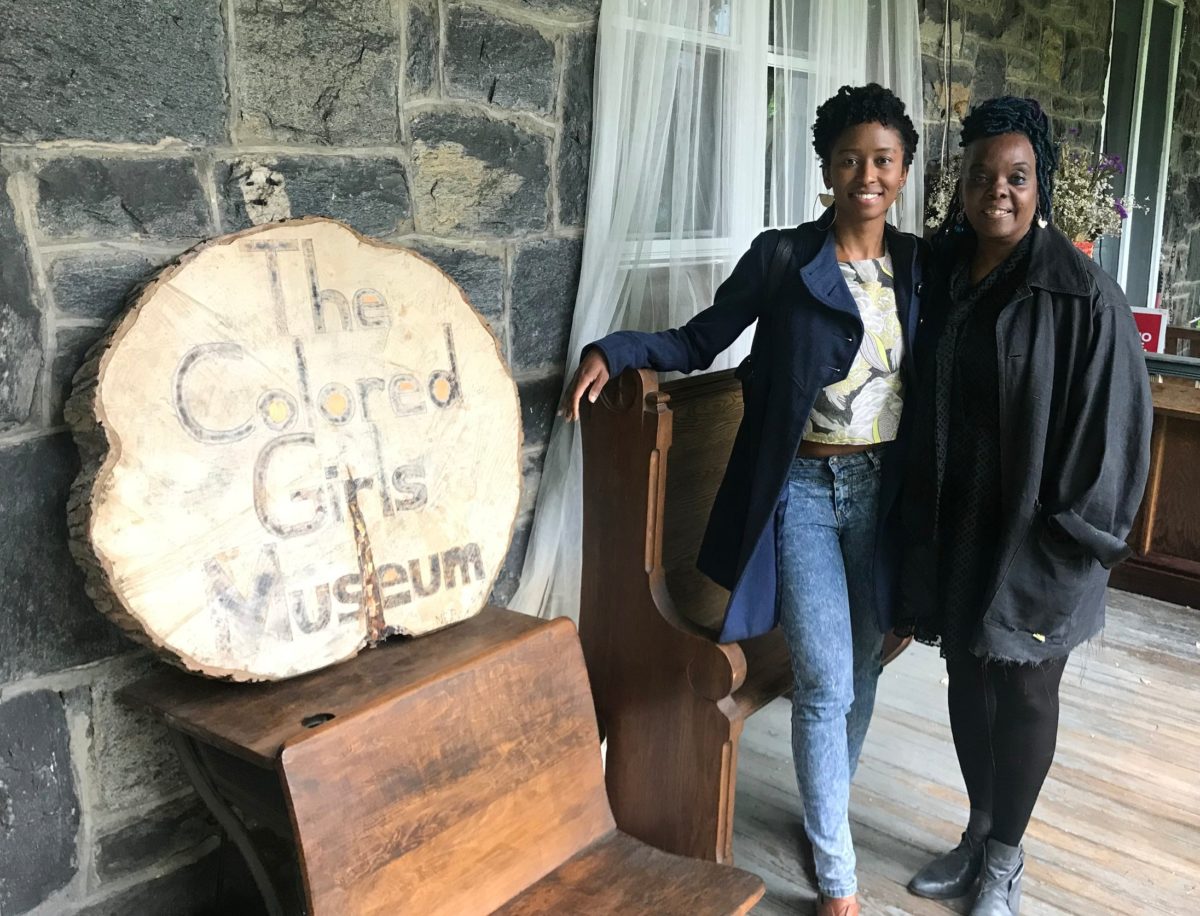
[0,166,42,431]
[0,0,226,144]
[89,655,189,814]
[519,445,546,518]
[233,0,399,144]
[972,47,1007,101]
[962,10,1002,41]
[510,238,582,370]
[1039,25,1065,83]
[1081,48,1107,89]
[489,510,533,607]
[219,155,411,237]
[517,372,563,450]
[509,0,600,17]
[76,853,220,916]
[558,30,596,227]
[0,690,79,914]
[47,251,165,322]
[95,796,216,880]
[0,434,129,684]
[406,0,437,96]
[409,112,550,235]
[52,326,106,422]
[445,5,557,114]
[35,158,210,241]
[408,243,504,321]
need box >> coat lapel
[798,220,860,320]
[884,226,920,383]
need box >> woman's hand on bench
[560,349,611,422]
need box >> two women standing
[561,86,1151,915]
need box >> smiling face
[961,132,1039,248]
[822,121,909,225]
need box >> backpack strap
[765,228,797,302]
[737,229,798,386]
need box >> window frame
[1101,0,1184,309]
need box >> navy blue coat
[589,211,925,642]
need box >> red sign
[1131,307,1168,353]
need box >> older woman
[899,97,1152,915]
[562,84,923,916]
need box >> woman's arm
[1047,293,1153,568]
[560,230,776,420]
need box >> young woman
[899,97,1152,915]
[561,84,923,916]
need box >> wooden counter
[1110,352,1200,608]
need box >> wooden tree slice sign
[67,218,522,681]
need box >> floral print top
[802,252,905,445]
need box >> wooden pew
[127,607,764,915]
[578,367,790,865]
[584,365,903,868]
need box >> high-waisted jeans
[777,448,886,899]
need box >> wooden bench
[125,607,764,915]
[586,366,907,870]
[579,367,790,865]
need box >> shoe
[970,839,1024,915]
[907,831,985,899]
[816,893,859,916]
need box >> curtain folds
[511,0,924,622]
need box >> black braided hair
[933,95,1058,251]
[812,83,920,167]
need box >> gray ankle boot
[970,839,1024,915]
[907,831,985,899]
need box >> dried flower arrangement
[1051,144,1131,245]
[924,157,961,230]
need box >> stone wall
[1161,1,1200,327]
[0,0,596,912]
[917,0,1114,175]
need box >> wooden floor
[734,590,1200,915]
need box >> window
[615,2,815,278]
[1097,0,1184,308]
[766,1,815,224]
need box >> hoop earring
[813,193,837,224]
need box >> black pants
[945,651,1069,846]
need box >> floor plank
[736,590,1200,915]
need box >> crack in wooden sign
[344,464,387,645]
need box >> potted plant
[1051,143,1131,256]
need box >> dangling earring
[952,209,966,234]
[813,192,836,224]
[1036,209,1048,229]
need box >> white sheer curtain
[512,0,924,622]
[798,0,925,232]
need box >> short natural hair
[811,83,920,167]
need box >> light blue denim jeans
[777,448,886,899]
